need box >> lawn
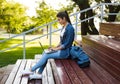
[0,38,49,67]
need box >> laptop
[38,41,57,54]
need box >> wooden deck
[82,35,120,81]
[1,22,120,84]
[1,59,42,84]
[1,54,119,84]
[1,35,120,84]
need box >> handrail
[0,3,120,59]
[0,20,57,43]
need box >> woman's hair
[57,11,71,24]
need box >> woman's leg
[31,51,65,73]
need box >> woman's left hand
[50,47,58,51]
[49,45,62,51]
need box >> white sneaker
[29,73,42,80]
[21,69,33,75]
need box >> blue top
[59,23,75,58]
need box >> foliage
[94,0,120,21]
[32,1,57,28]
[0,0,30,34]
[71,0,120,35]
[57,1,79,14]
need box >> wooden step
[82,35,120,81]
[0,64,14,83]
[100,22,120,38]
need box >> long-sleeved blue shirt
[59,23,75,58]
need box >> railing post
[23,34,26,59]
[49,24,52,47]
[101,3,104,22]
[75,14,78,39]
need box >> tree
[30,1,57,35]
[95,0,120,22]
[34,1,57,27]
[0,0,28,34]
[57,1,78,14]
[72,0,99,35]
[71,0,120,35]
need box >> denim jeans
[31,50,69,73]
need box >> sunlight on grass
[0,35,59,67]
[0,38,49,67]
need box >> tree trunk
[105,0,120,22]
[73,0,99,35]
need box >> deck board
[21,60,32,84]
[46,60,55,84]
[13,60,27,84]
[61,59,82,84]
[5,60,22,84]
[55,60,72,84]
[69,60,93,84]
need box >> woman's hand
[48,45,63,51]
[50,47,58,51]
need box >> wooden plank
[13,60,27,84]
[69,60,93,84]
[0,65,14,84]
[89,59,120,84]
[55,60,72,84]
[3,65,14,75]
[50,59,61,84]
[35,79,42,84]
[0,75,3,81]
[82,35,120,63]
[45,59,55,84]
[82,41,120,70]
[82,35,120,52]
[100,22,120,38]
[84,44,120,73]
[5,60,22,84]
[83,45,120,81]
[1,75,9,84]
[27,59,42,84]
[42,66,48,84]
[28,60,35,84]
[20,60,32,84]
[28,60,36,84]
[28,80,35,84]
[33,59,42,84]
[61,59,82,84]
[83,67,104,84]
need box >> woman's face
[57,17,66,25]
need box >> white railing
[0,3,120,59]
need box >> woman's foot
[21,69,33,76]
[29,73,42,80]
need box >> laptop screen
[39,41,45,52]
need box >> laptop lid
[38,41,56,54]
[38,41,45,52]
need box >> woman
[22,11,75,79]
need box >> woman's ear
[63,17,66,21]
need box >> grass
[0,38,49,67]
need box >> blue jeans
[31,50,69,73]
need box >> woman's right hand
[48,47,52,49]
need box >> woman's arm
[51,46,63,51]
[48,42,62,51]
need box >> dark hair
[57,11,71,24]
